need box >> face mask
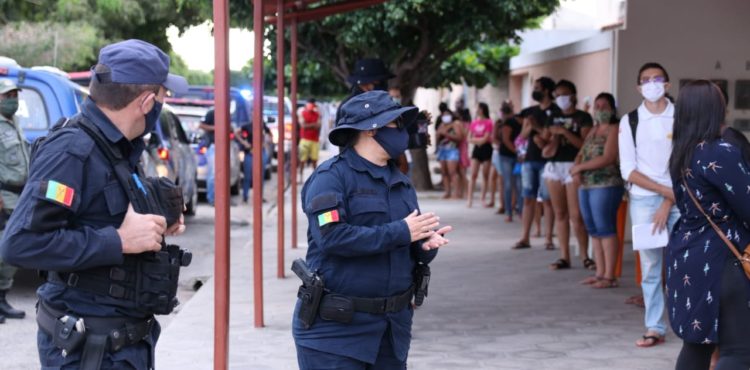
[391,96,402,105]
[0,98,19,118]
[143,100,163,136]
[441,114,453,124]
[373,126,409,159]
[532,90,544,102]
[641,81,665,103]
[595,111,612,124]
[374,81,388,91]
[555,95,572,111]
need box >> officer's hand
[166,214,186,236]
[117,204,167,254]
[404,210,439,242]
[422,226,453,250]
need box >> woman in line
[570,93,624,288]
[467,102,494,208]
[540,80,593,270]
[667,80,750,370]
[495,101,523,222]
[436,110,466,199]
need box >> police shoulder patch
[41,180,75,208]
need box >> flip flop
[544,243,555,250]
[580,275,602,285]
[512,241,531,250]
[636,335,665,348]
[592,278,619,289]
[549,259,570,270]
[582,258,596,271]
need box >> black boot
[0,290,25,319]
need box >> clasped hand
[403,210,453,250]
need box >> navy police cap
[329,90,418,147]
[94,39,188,94]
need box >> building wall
[616,0,750,125]
[509,49,613,112]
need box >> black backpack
[627,109,639,147]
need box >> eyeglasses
[640,76,667,85]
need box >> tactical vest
[39,115,192,316]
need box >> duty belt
[312,285,415,315]
[36,300,154,370]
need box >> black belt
[0,182,24,194]
[36,300,153,370]
[349,285,415,314]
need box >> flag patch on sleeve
[317,209,340,226]
[44,180,75,207]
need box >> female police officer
[293,91,452,369]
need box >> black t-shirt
[239,123,271,153]
[548,110,593,162]
[499,117,522,157]
[519,104,561,162]
[202,109,215,144]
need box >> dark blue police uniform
[0,39,188,369]
[293,91,437,369]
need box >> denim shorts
[522,161,549,200]
[578,186,625,237]
[437,147,460,162]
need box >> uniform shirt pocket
[347,196,388,225]
[0,130,22,166]
[103,182,128,216]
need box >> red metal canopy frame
[212,0,389,369]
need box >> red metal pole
[290,17,299,249]
[276,0,286,279]
[212,0,231,367]
[252,0,265,328]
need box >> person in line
[539,80,593,271]
[495,101,522,222]
[456,99,472,198]
[489,111,505,213]
[570,93,623,287]
[236,120,271,204]
[293,91,452,369]
[619,62,679,348]
[514,77,558,250]
[668,80,750,369]
[436,110,465,199]
[200,108,217,206]
[467,102,494,208]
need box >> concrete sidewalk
[156,184,680,369]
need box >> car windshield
[258,96,291,117]
[16,88,49,131]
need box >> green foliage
[169,51,213,85]
[234,0,559,99]
[0,21,104,70]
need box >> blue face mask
[144,100,163,136]
[373,126,409,160]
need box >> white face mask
[641,81,666,103]
[441,114,453,124]
[555,95,572,111]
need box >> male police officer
[293,91,452,369]
[0,79,29,323]
[0,39,188,369]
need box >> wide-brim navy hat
[95,39,188,95]
[346,58,396,86]
[330,90,418,147]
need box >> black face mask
[374,81,388,91]
[532,90,545,102]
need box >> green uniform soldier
[0,79,29,322]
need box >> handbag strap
[681,177,745,261]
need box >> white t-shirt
[618,100,675,196]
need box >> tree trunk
[398,84,434,191]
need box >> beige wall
[616,0,750,124]
[510,49,612,113]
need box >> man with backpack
[618,62,680,348]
